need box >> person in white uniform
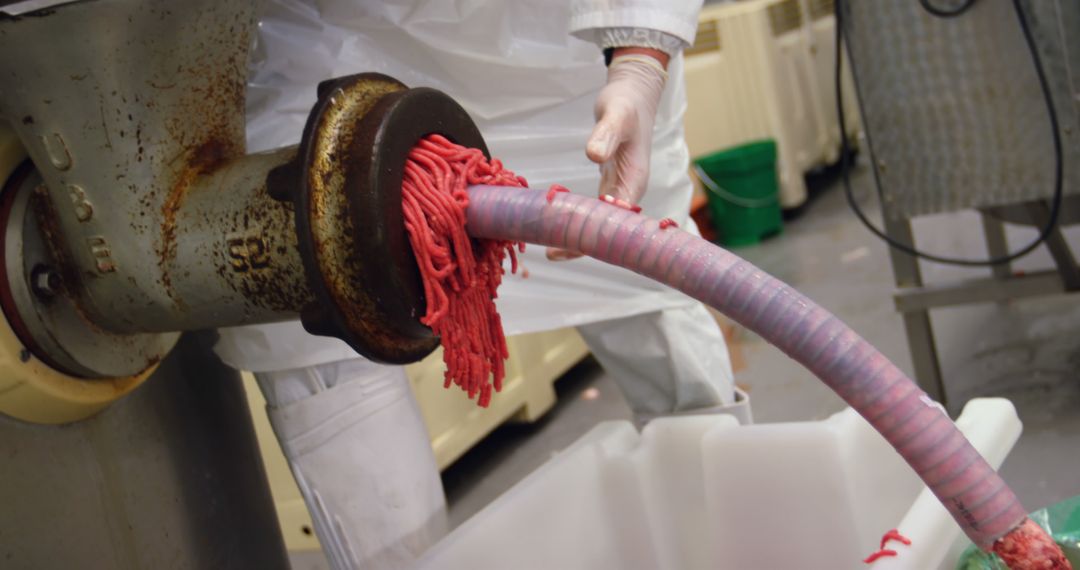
[214,1,750,568]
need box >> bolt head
[30,265,61,300]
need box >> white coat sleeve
[569,0,705,49]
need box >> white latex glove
[548,52,668,261]
[589,53,668,204]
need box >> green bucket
[693,140,783,247]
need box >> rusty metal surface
[0,161,57,368]
[286,74,430,364]
[0,0,335,374]
[0,165,173,377]
[160,147,314,332]
[0,146,310,367]
[0,2,492,373]
[0,0,254,339]
[273,74,490,364]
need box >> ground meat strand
[880,529,911,550]
[546,184,569,203]
[863,549,897,564]
[861,529,912,565]
[402,135,527,407]
[600,193,642,213]
[658,218,678,230]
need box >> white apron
[216,0,702,372]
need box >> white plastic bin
[417,399,1022,570]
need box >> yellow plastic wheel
[0,123,158,424]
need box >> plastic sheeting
[217,0,709,372]
[577,303,738,413]
[256,360,447,569]
[957,495,1080,569]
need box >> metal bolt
[30,265,62,300]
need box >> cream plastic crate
[416,398,1021,570]
[243,328,588,552]
[407,328,589,469]
[797,0,862,164]
[684,0,860,208]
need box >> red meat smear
[992,518,1072,570]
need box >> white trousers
[255,300,747,570]
[577,301,739,418]
[255,360,446,570]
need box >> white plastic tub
[417,398,1022,570]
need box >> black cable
[917,0,979,18]
[834,0,1064,266]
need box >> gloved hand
[548,49,668,261]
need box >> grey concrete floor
[291,159,1080,567]
[441,158,1080,527]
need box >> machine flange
[269,73,490,364]
[0,126,157,424]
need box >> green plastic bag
[956,494,1080,569]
